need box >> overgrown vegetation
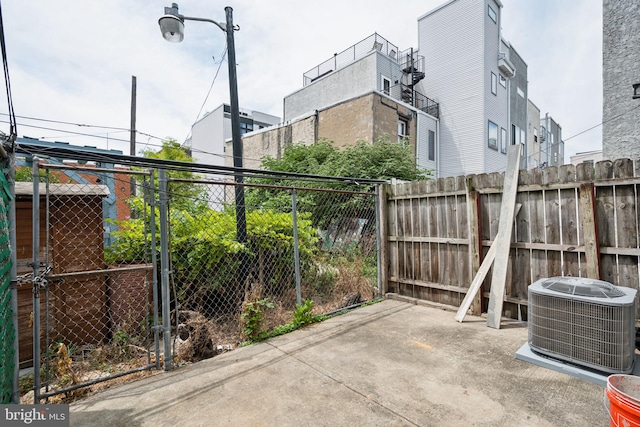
[240,299,328,344]
[105,141,326,323]
[100,137,397,373]
[246,137,430,227]
[14,166,60,183]
[23,316,153,402]
[240,298,274,341]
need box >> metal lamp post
[158,7,248,362]
[159,3,247,246]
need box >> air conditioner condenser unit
[528,277,637,374]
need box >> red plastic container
[607,374,640,427]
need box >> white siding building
[189,104,280,167]
[282,33,440,174]
[416,0,519,177]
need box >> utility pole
[130,75,137,197]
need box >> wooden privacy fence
[383,158,640,321]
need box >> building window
[491,72,497,95]
[499,74,506,88]
[500,127,507,154]
[533,159,538,167]
[517,87,525,98]
[488,5,497,23]
[240,120,254,134]
[533,127,538,142]
[520,128,526,146]
[428,130,435,161]
[398,120,408,142]
[512,124,520,145]
[488,121,498,150]
[382,76,391,95]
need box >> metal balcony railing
[399,84,439,118]
[303,33,399,86]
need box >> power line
[0,119,133,144]
[183,47,228,145]
[522,103,640,167]
[0,0,16,149]
[0,112,131,132]
[15,141,385,186]
[3,119,270,165]
[0,112,166,142]
[564,104,640,142]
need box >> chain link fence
[166,175,380,363]
[30,165,158,402]
[18,154,382,401]
[0,170,14,403]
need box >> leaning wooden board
[454,203,521,323]
[486,143,522,329]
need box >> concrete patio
[70,299,609,426]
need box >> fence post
[7,153,19,402]
[466,177,482,315]
[158,169,172,371]
[376,184,388,297]
[31,159,41,403]
[147,173,161,370]
[291,189,301,306]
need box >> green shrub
[292,299,316,327]
[240,298,274,340]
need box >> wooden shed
[15,182,110,367]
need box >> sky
[1,0,602,162]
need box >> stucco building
[602,0,640,160]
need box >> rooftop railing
[303,33,399,86]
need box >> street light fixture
[158,3,247,247]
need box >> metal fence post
[158,169,172,371]
[7,153,19,403]
[31,159,41,403]
[147,173,161,370]
[292,189,301,306]
[375,184,383,298]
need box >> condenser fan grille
[528,278,637,374]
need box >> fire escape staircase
[401,49,426,106]
[398,48,438,118]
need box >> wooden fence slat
[596,180,616,282]
[579,183,600,279]
[448,191,459,287]
[560,188,579,277]
[513,190,531,298]
[613,160,637,290]
[428,193,439,284]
